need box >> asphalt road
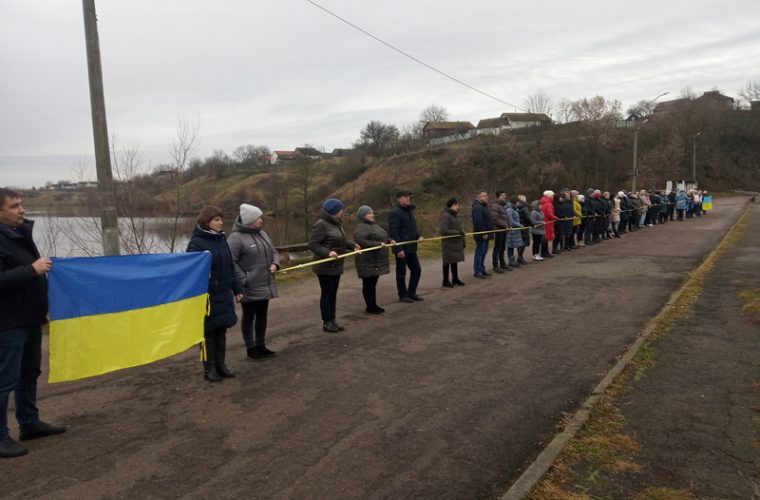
[0,197,749,499]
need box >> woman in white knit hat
[227,203,280,360]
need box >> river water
[28,210,448,257]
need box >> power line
[305,0,527,112]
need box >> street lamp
[692,132,701,186]
[631,92,669,192]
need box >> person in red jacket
[539,190,558,258]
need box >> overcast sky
[2,0,759,188]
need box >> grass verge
[526,205,751,499]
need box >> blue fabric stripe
[49,252,211,320]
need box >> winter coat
[505,202,524,248]
[658,195,670,214]
[572,199,582,226]
[227,218,279,303]
[0,219,48,331]
[438,207,465,264]
[187,225,242,331]
[472,201,495,241]
[517,202,532,228]
[610,198,621,223]
[308,210,355,276]
[353,218,391,279]
[556,197,574,235]
[539,195,557,241]
[388,203,420,255]
[529,201,545,236]
[675,192,687,210]
[489,200,509,229]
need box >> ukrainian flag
[47,253,211,383]
[702,195,713,211]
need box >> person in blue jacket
[187,206,243,383]
[675,190,687,221]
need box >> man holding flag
[0,188,66,458]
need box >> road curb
[501,200,753,500]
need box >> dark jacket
[489,200,509,229]
[472,201,494,241]
[309,210,355,276]
[227,218,280,302]
[388,203,420,255]
[0,220,48,331]
[187,225,242,331]
[556,195,574,234]
[517,202,532,228]
[438,207,465,264]
[353,218,391,279]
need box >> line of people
[183,187,710,384]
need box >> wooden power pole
[82,0,120,255]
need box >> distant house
[294,147,323,160]
[422,121,476,145]
[476,117,510,135]
[270,150,300,165]
[654,90,735,114]
[499,113,551,129]
[53,181,76,191]
[76,181,98,188]
[331,148,355,157]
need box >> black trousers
[492,232,507,268]
[531,234,542,255]
[317,274,341,322]
[241,299,269,348]
[361,276,379,309]
[442,263,460,282]
[395,253,421,298]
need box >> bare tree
[570,95,622,185]
[419,104,449,124]
[110,135,156,254]
[626,99,659,119]
[555,98,575,123]
[738,80,760,107]
[356,120,400,155]
[523,90,554,118]
[233,144,271,169]
[163,119,199,252]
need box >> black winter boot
[203,336,222,382]
[214,331,235,378]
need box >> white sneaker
[533,254,544,261]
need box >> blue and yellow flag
[702,195,712,211]
[47,253,211,383]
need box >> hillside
[22,108,760,218]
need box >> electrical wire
[305,0,527,112]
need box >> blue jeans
[0,327,42,438]
[473,238,489,275]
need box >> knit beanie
[357,205,373,220]
[323,198,344,215]
[239,203,263,225]
[543,190,554,197]
[445,197,459,207]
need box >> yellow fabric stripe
[48,294,207,383]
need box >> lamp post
[631,91,669,192]
[692,132,701,187]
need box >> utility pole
[82,0,120,255]
[632,126,640,192]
